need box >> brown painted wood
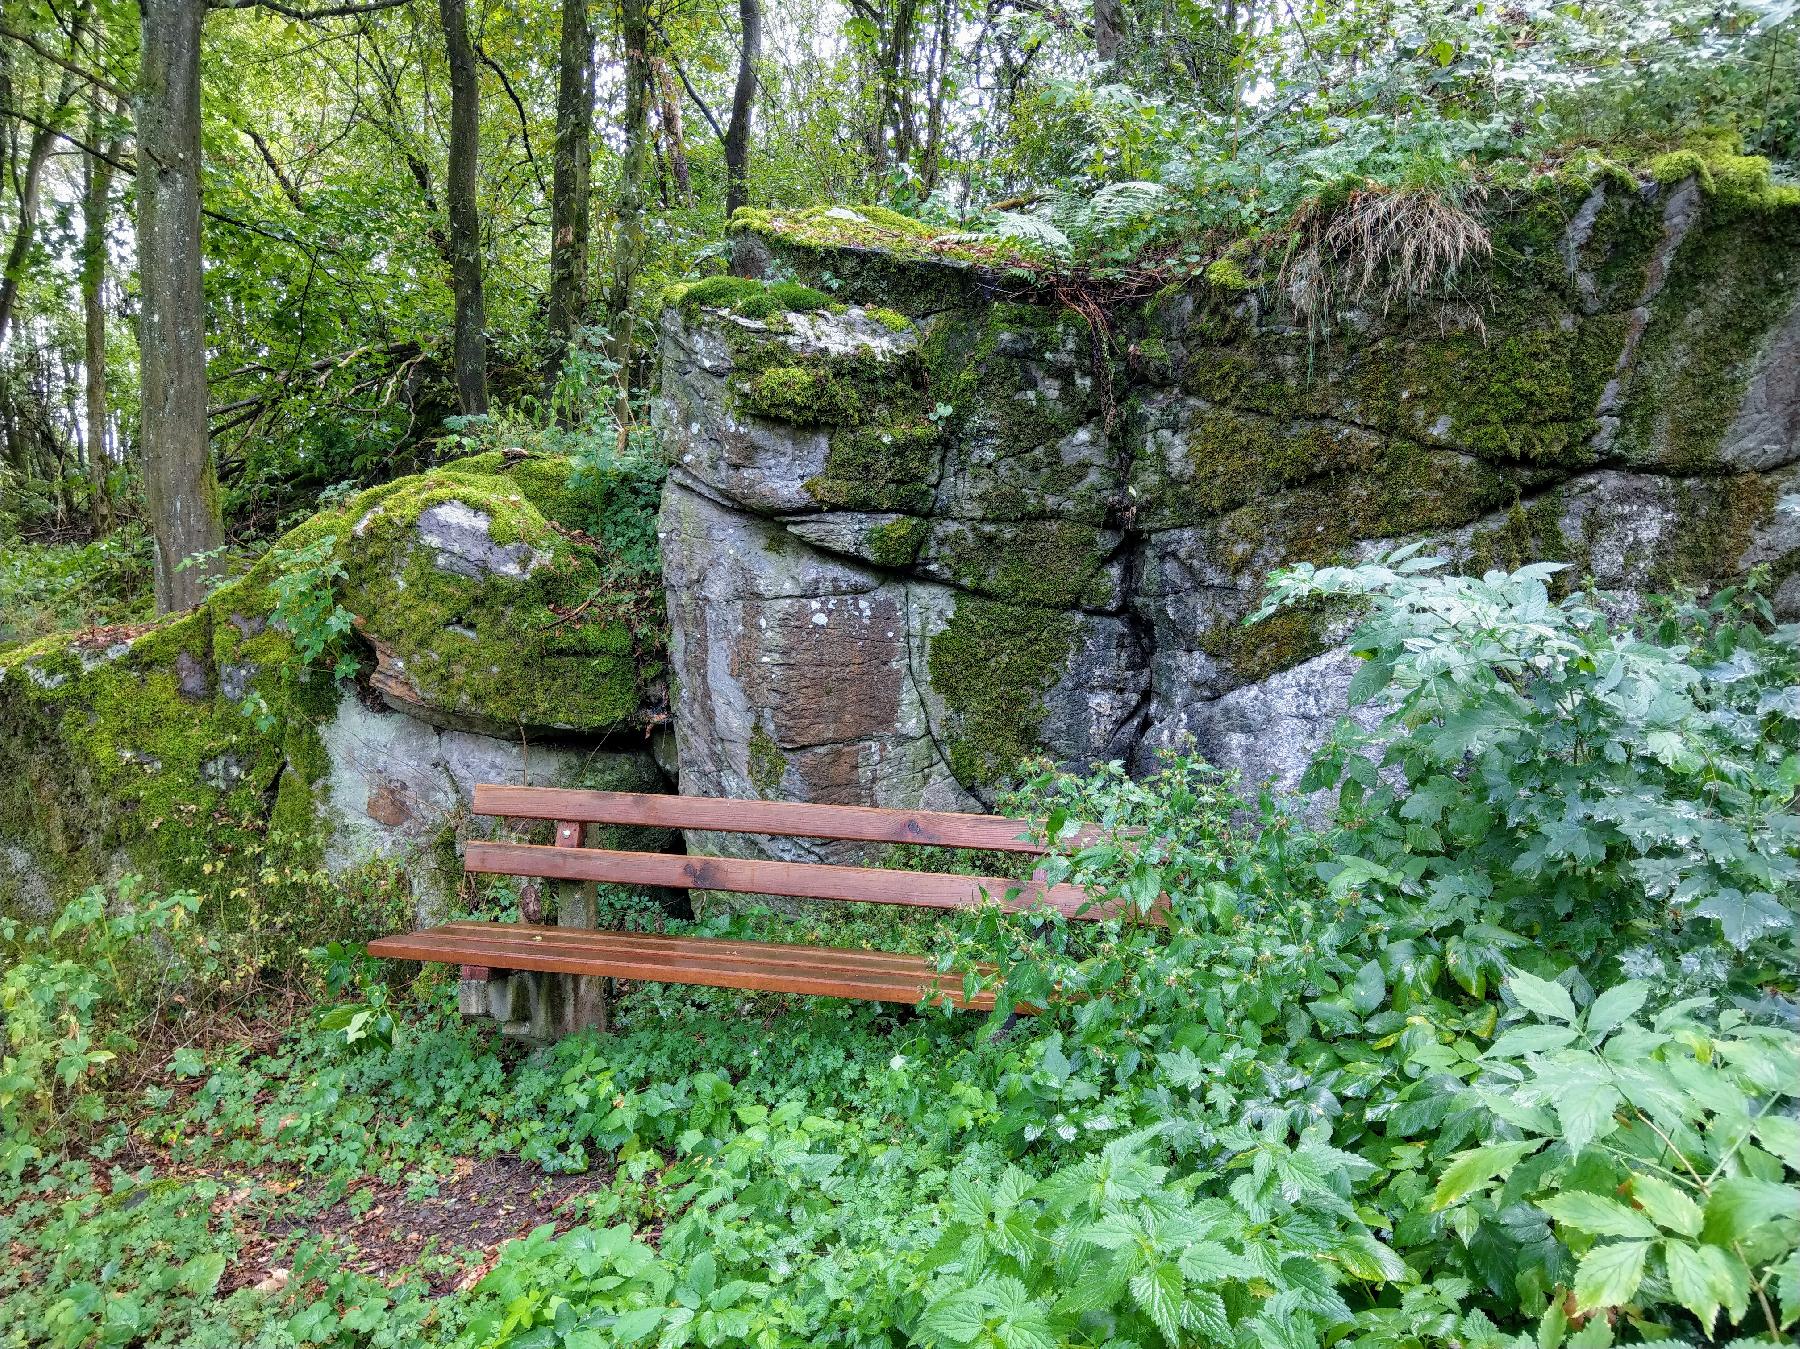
[463,839,1124,920]
[470,785,1089,854]
[460,964,492,981]
[553,819,583,848]
[368,923,1011,1011]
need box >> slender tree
[607,0,651,421]
[82,103,120,532]
[723,0,760,216]
[546,0,592,390]
[138,0,224,611]
[438,0,488,414]
[0,11,85,346]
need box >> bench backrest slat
[473,785,1060,855]
[464,839,1126,921]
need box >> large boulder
[0,453,668,943]
[660,172,1800,818]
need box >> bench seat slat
[464,839,1116,920]
[368,923,1007,1011]
[472,786,1065,854]
[424,921,962,976]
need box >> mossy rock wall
[659,181,1798,827]
[0,454,670,946]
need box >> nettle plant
[243,532,357,731]
[1435,972,1799,1343]
[1253,550,1800,966]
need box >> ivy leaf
[1663,1239,1749,1335]
[1628,1174,1702,1236]
[1572,1239,1649,1314]
[1508,970,1578,1024]
[1432,1139,1544,1209]
[1538,1190,1657,1239]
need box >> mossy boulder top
[657,169,1800,830]
[0,453,667,922]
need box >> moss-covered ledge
[0,453,667,935]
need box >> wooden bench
[368,785,1110,1031]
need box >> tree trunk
[723,0,760,217]
[137,0,223,612]
[0,19,83,347]
[654,59,691,206]
[439,0,489,415]
[83,109,119,534]
[1095,0,1124,67]
[546,0,592,386]
[607,0,651,423]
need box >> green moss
[747,724,788,799]
[927,596,1078,789]
[1616,187,1800,469]
[327,459,660,732]
[669,274,835,320]
[864,306,914,333]
[1200,601,1335,686]
[1464,492,1587,584]
[807,420,941,514]
[864,516,929,568]
[1203,257,1256,291]
[933,520,1117,611]
[1131,404,1385,528]
[743,365,865,424]
[1396,318,1626,465]
[1650,474,1781,592]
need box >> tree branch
[206,0,414,20]
[473,42,546,198]
[647,23,725,145]
[0,23,130,102]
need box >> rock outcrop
[657,170,1800,829]
[0,452,669,938]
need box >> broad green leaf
[1663,1239,1749,1335]
[1692,887,1793,949]
[1752,1115,1800,1169]
[1129,1260,1184,1346]
[1538,1190,1657,1239]
[1572,1239,1649,1313]
[1348,959,1386,1015]
[1431,1139,1543,1209]
[1628,1173,1702,1236]
[1488,1025,1579,1057]
[1509,971,1578,1024]
[1584,981,1647,1037]
[1555,1083,1621,1157]
[1703,1176,1798,1243]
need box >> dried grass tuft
[1280,183,1492,337]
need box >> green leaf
[1130,1261,1184,1345]
[1488,1025,1579,1057]
[1348,959,1386,1015]
[1431,1139,1543,1210]
[1663,1239,1749,1336]
[610,1307,665,1344]
[1628,1173,1702,1236]
[1572,1239,1648,1313]
[1703,1176,1798,1243]
[1538,1190,1657,1239]
[1584,981,1647,1037]
[180,1252,227,1296]
[1693,887,1792,949]
[1554,1083,1621,1157]
[1508,970,1578,1024]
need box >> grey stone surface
[414,500,548,579]
[659,191,1800,811]
[316,692,662,918]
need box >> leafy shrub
[1254,550,1800,960]
[0,878,207,1172]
